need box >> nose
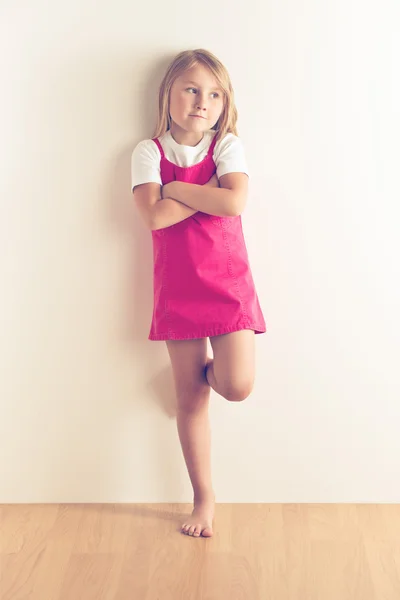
[195,92,207,111]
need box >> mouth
[189,115,206,119]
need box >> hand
[161,182,175,199]
[205,173,219,188]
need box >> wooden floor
[1,503,400,599]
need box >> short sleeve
[131,139,162,190]
[214,134,250,179]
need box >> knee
[220,379,254,402]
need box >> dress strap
[153,133,216,159]
[152,138,165,159]
[207,133,218,157]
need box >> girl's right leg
[166,337,215,538]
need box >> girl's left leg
[206,330,255,402]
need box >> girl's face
[169,64,224,145]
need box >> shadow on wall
[108,54,179,420]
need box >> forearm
[150,197,197,230]
[164,181,243,217]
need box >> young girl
[131,49,266,538]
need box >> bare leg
[166,338,215,538]
[206,330,256,402]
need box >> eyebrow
[182,80,222,91]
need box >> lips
[190,115,205,119]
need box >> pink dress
[148,134,267,341]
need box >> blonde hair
[153,49,238,141]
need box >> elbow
[150,223,163,231]
[229,206,243,217]
[227,196,246,217]
[149,216,161,231]
[149,216,168,231]
[135,202,161,231]
[146,207,162,231]
[142,213,156,230]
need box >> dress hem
[148,323,267,341]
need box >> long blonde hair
[153,49,238,141]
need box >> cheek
[213,102,224,117]
[170,92,189,114]
[169,91,180,114]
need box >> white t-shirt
[131,130,249,190]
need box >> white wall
[1,0,399,503]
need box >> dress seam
[149,322,267,341]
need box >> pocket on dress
[191,213,234,231]
[212,215,234,230]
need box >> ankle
[194,488,215,503]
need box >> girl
[131,49,266,538]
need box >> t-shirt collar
[165,130,210,152]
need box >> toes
[181,523,211,537]
[201,527,213,537]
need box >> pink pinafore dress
[149,133,267,341]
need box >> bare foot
[181,493,215,538]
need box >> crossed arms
[133,172,248,231]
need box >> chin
[187,121,207,130]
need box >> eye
[211,92,220,99]
[186,87,197,93]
